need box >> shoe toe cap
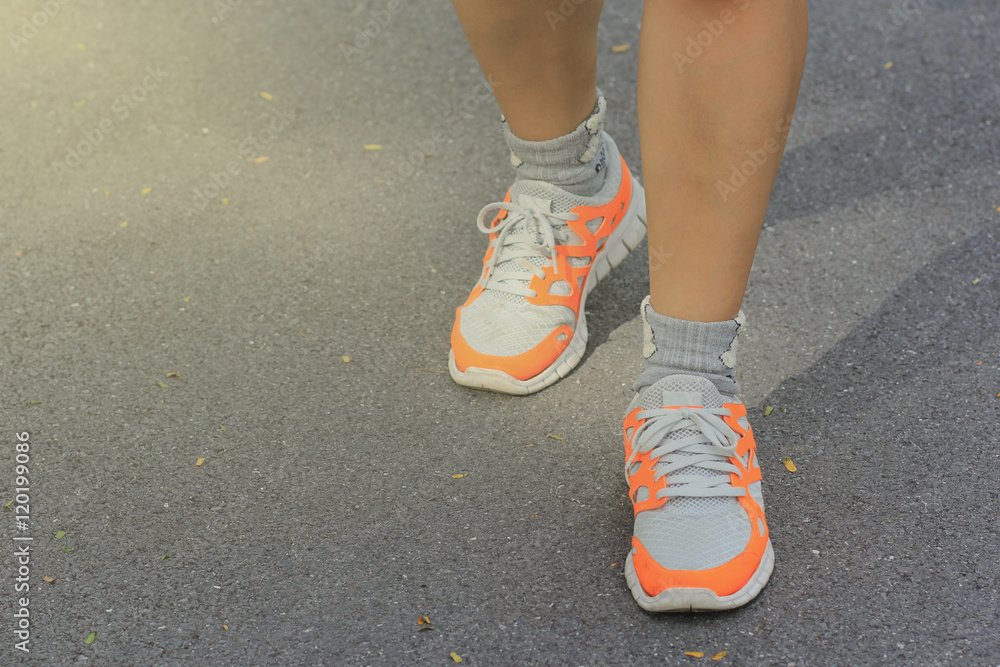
[630,504,768,598]
[633,507,752,571]
[631,533,764,598]
[451,299,575,380]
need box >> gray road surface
[1,0,998,664]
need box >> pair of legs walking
[449,0,808,610]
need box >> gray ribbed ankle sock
[501,90,608,197]
[633,295,745,397]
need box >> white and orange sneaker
[622,375,773,612]
[449,133,647,394]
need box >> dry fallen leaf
[222,625,229,630]
[252,156,269,163]
[547,434,564,441]
[782,457,797,472]
[42,576,56,583]
[452,474,465,479]
[120,221,128,228]
[141,187,152,195]
[611,44,630,52]
[972,278,981,285]
[260,91,274,101]
[166,373,180,378]
[684,652,704,658]
[884,61,894,69]
[342,355,351,363]
[196,458,206,466]
[221,198,229,205]
[450,653,463,663]
[712,652,728,661]
[364,144,382,150]
[417,616,431,625]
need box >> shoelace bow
[627,405,746,499]
[475,201,579,297]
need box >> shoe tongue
[477,185,555,303]
[641,375,725,411]
[642,375,735,516]
[515,192,552,214]
[658,391,703,408]
[509,178,575,213]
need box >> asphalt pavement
[1,0,998,665]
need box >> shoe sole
[448,174,648,395]
[624,539,774,612]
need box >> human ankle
[501,90,608,197]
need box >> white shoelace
[475,201,578,297]
[627,406,746,499]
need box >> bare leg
[639,0,808,321]
[451,0,605,141]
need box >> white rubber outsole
[449,174,648,395]
[624,539,774,612]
